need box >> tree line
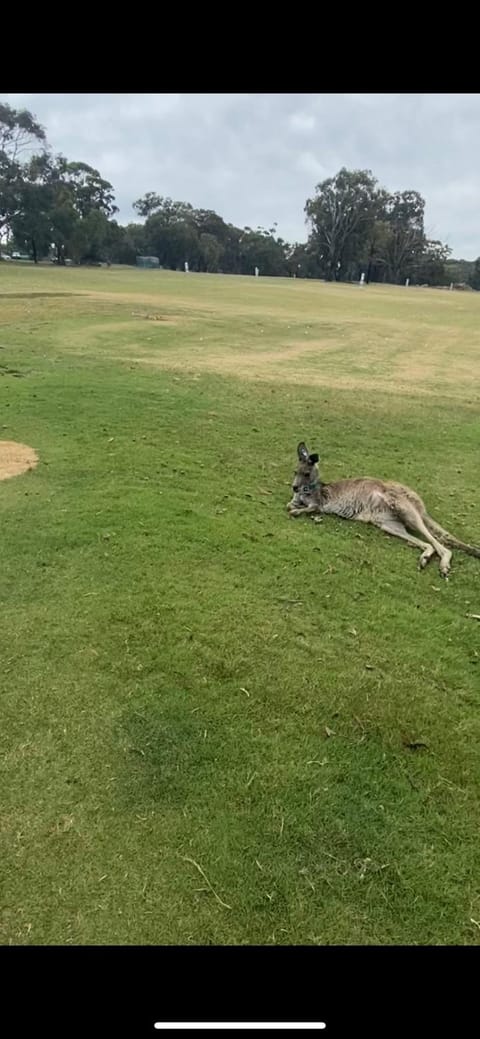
[1,101,479,288]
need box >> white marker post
[184,261,189,274]
[405,277,409,287]
[254,267,259,277]
[359,272,365,286]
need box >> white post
[449,282,453,290]
[405,277,410,287]
[184,261,189,273]
[254,266,259,277]
[359,272,365,286]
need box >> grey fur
[287,441,480,578]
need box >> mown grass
[1,265,479,945]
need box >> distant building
[136,256,160,269]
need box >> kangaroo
[287,442,480,578]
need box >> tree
[60,161,118,218]
[199,232,223,272]
[9,153,118,264]
[305,168,380,281]
[133,194,193,224]
[219,223,243,274]
[0,102,46,161]
[111,222,146,264]
[237,226,288,276]
[192,209,234,271]
[13,153,75,264]
[132,192,164,218]
[0,102,46,243]
[360,217,392,283]
[469,257,480,291]
[144,212,200,269]
[382,190,426,283]
[445,257,474,285]
[8,153,59,262]
[68,210,118,264]
[192,208,230,241]
[415,239,451,286]
[132,195,203,269]
[9,181,52,263]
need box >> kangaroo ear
[297,442,309,462]
[308,453,319,465]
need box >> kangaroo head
[292,442,320,502]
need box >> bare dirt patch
[0,441,38,481]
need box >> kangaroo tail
[425,517,480,559]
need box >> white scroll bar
[154,1025,326,1031]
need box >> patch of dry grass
[3,266,479,398]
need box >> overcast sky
[4,93,480,259]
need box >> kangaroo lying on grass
[287,442,480,578]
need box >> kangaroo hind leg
[397,505,452,577]
[374,516,436,569]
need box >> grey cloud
[4,93,480,257]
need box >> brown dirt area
[0,441,38,481]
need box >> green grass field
[1,264,480,945]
